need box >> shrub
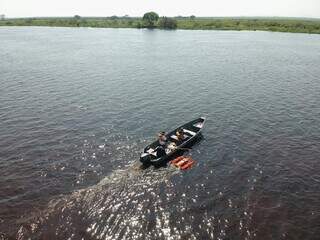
[158,17,177,29]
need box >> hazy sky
[1,0,320,18]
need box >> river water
[0,27,320,240]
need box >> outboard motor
[140,153,151,165]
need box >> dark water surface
[0,27,320,240]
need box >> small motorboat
[140,117,206,167]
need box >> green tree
[190,15,196,20]
[142,12,159,28]
[158,17,177,29]
[74,15,81,27]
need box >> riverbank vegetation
[1,14,319,34]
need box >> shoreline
[1,17,320,34]
[2,25,320,36]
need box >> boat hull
[139,117,206,167]
[150,134,202,167]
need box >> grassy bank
[1,17,320,34]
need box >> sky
[1,0,320,18]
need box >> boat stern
[140,152,151,164]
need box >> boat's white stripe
[183,129,196,136]
[193,122,203,128]
[147,148,154,154]
[171,135,178,140]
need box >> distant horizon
[2,15,320,20]
[2,0,320,19]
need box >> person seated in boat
[167,142,177,151]
[176,128,186,144]
[158,131,167,146]
[155,132,167,157]
[156,145,166,157]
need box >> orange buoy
[170,156,184,165]
[176,158,189,167]
[170,156,195,170]
[180,159,195,170]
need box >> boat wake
[16,163,182,240]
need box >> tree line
[1,12,319,34]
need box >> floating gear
[170,156,195,170]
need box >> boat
[139,117,206,167]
